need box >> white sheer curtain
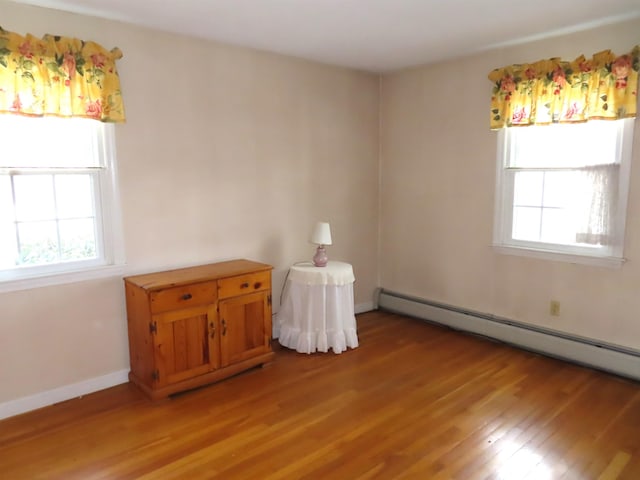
[574,164,619,246]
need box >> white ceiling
[8,0,640,72]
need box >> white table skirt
[277,262,358,354]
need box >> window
[0,116,124,288]
[493,119,634,267]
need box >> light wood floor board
[1,311,639,479]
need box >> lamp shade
[310,222,332,246]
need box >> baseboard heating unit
[376,289,640,382]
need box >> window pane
[55,175,95,219]
[512,206,541,241]
[0,116,103,168]
[542,171,575,209]
[0,228,17,269]
[513,171,543,207]
[14,175,55,221]
[540,207,576,245]
[509,121,620,169]
[59,219,97,261]
[17,221,59,265]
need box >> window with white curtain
[0,115,124,289]
[493,118,634,267]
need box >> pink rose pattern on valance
[488,46,639,129]
[0,26,125,122]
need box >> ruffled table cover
[277,261,359,354]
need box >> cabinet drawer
[150,281,217,313]
[218,271,271,299]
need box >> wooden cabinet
[124,259,274,400]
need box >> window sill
[0,263,127,293]
[492,244,625,269]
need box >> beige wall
[380,18,640,350]
[0,2,379,403]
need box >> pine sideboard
[124,259,274,400]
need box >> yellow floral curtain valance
[0,26,125,122]
[488,46,639,129]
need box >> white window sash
[492,118,633,267]
[0,120,125,288]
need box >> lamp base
[312,245,328,267]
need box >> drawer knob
[254,282,262,289]
[240,282,249,289]
[181,293,193,300]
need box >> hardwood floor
[1,311,639,479]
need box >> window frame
[492,118,634,268]
[0,120,125,292]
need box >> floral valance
[0,27,125,122]
[488,46,639,129]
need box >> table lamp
[310,222,332,267]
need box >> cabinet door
[219,291,271,367]
[152,304,219,387]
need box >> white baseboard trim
[0,369,129,421]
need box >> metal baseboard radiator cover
[377,289,640,382]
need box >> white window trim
[0,264,127,293]
[492,244,625,268]
[0,123,125,293]
[492,118,634,269]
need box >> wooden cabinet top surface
[124,259,272,291]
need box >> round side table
[277,261,359,354]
